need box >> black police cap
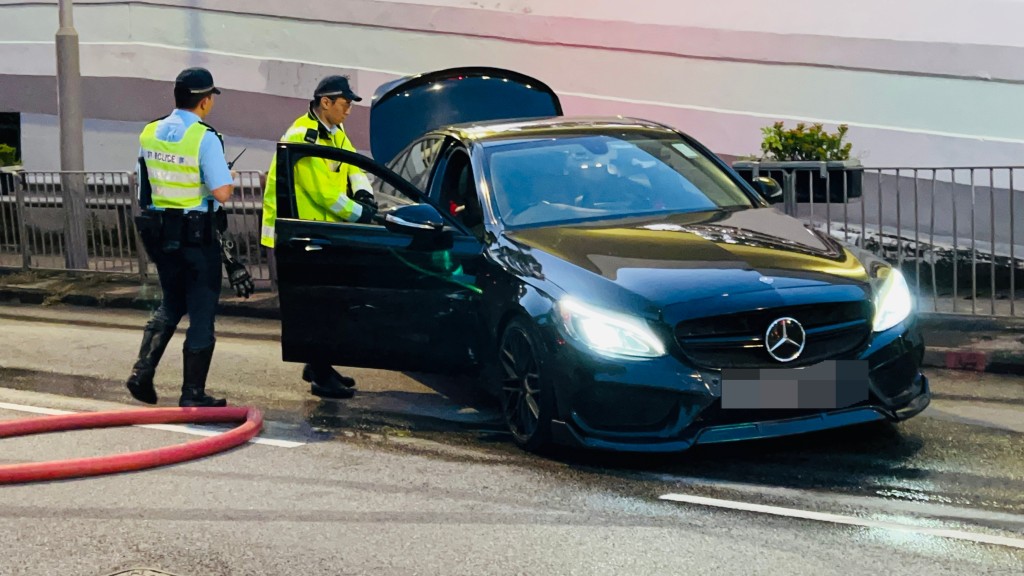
[175,67,221,95]
[313,75,362,102]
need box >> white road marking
[0,402,71,417]
[652,473,1024,529]
[660,493,1024,550]
[0,401,304,448]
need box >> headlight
[555,298,666,358]
[873,267,913,332]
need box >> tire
[497,317,555,453]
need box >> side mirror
[752,176,784,204]
[383,203,445,236]
[382,203,456,251]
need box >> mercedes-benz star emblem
[765,317,806,362]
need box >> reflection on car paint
[387,247,482,294]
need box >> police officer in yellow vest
[261,75,377,400]
[127,67,235,407]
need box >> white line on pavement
[651,473,1024,528]
[660,493,1024,550]
[0,401,304,448]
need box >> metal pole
[56,0,89,269]
[14,173,31,270]
[782,170,797,216]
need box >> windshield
[481,131,755,227]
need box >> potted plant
[733,122,863,203]
[0,143,21,195]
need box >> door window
[365,171,419,211]
[276,141,466,231]
[388,136,445,192]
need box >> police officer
[261,75,377,400]
[126,67,235,407]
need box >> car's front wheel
[498,317,554,453]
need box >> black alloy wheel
[498,317,553,452]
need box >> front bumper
[552,373,929,453]
[547,320,930,453]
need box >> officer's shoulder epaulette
[304,128,319,144]
[197,120,222,136]
[197,121,225,146]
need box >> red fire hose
[0,406,263,484]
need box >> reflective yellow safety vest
[139,121,207,210]
[260,112,370,248]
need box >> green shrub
[759,122,853,162]
[0,143,18,167]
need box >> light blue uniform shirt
[137,109,233,212]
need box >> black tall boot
[126,316,176,404]
[179,342,227,408]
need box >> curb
[0,286,281,321]
[922,348,1024,376]
[2,283,1023,376]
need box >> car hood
[502,208,872,320]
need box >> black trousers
[147,240,222,351]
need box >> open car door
[272,142,485,374]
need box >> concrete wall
[20,113,279,173]
[1,0,1022,171]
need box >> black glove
[219,233,255,299]
[226,259,255,299]
[356,201,378,224]
[353,189,378,210]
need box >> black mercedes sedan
[269,67,930,454]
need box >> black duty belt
[137,200,217,253]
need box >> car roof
[435,116,682,144]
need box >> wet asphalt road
[0,304,1022,575]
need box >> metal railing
[0,170,272,284]
[2,166,1024,318]
[746,163,1024,318]
[0,171,144,274]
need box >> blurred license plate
[720,360,869,410]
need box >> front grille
[675,301,872,369]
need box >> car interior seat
[440,152,485,234]
[455,166,483,230]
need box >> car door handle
[288,237,331,251]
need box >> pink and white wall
[1,0,1022,171]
